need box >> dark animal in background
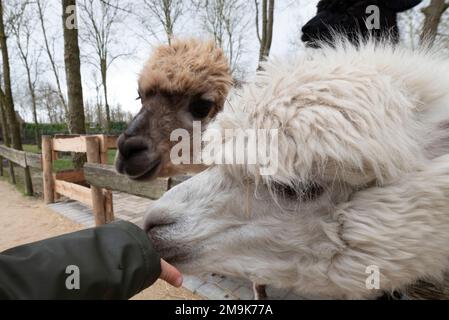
[301,0,423,47]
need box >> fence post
[104,189,114,223]
[85,136,107,226]
[42,136,54,204]
[8,160,15,184]
[98,135,109,164]
[98,135,114,223]
[23,166,33,196]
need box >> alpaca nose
[117,135,148,159]
[123,108,150,138]
[301,23,318,42]
[301,24,313,34]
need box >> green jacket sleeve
[0,221,161,300]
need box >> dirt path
[0,179,201,300]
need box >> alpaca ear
[385,0,423,12]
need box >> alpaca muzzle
[115,134,162,180]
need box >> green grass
[0,164,27,195]
[24,144,73,171]
[23,144,40,153]
[107,150,116,165]
[23,144,117,171]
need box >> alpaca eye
[144,89,156,98]
[189,99,214,119]
[272,182,324,201]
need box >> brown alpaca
[115,39,232,179]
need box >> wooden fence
[1,135,190,227]
[84,163,190,199]
[0,144,42,195]
[42,134,117,226]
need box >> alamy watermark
[365,5,380,30]
[365,265,380,290]
[65,265,80,290]
[65,5,78,30]
[170,121,279,176]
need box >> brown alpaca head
[115,39,233,180]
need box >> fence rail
[42,135,117,226]
[0,145,26,167]
[84,163,191,199]
[84,163,167,199]
[0,144,42,195]
[0,145,42,169]
[25,152,43,169]
[1,137,191,223]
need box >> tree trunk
[260,0,267,60]
[0,89,9,146]
[0,2,23,151]
[266,0,274,56]
[24,65,40,148]
[32,94,40,149]
[420,0,449,45]
[0,89,15,184]
[257,0,275,70]
[45,104,53,124]
[62,0,86,169]
[101,58,111,133]
[163,0,174,45]
[0,1,32,193]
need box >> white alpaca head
[144,40,449,299]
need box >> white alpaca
[144,40,449,299]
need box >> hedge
[21,122,127,144]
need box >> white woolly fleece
[145,39,449,299]
[206,39,449,187]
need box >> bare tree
[90,71,103,128]
[9,1,42,147]
[62,0,86,168]
[38,82,65,124]
[84,98,94,124]
[196,0,250,80]
[79,0,130,133]
[420,0,449,45]
[36,0,69,123]
[110,103,131,122]
[0,0,32,194]
[0,2,21,151]
[0,86,8,145]
[141,0,184,45]
[255,0,274,69]
[0,84,15,183]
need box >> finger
[159,259,183,287]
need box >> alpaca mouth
[301,33,310,43]
[158,247,191,264]
[301,34,321,48]
[115,153,162,181]
[129,159,162,181]
[146,223,192,264]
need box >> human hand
[159,259,183,287]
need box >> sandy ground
[0,179,201,300]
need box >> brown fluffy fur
[139,38,233,109]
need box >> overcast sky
[7,0,319,121]
[8,0,432,122]
[104,1,318,116]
